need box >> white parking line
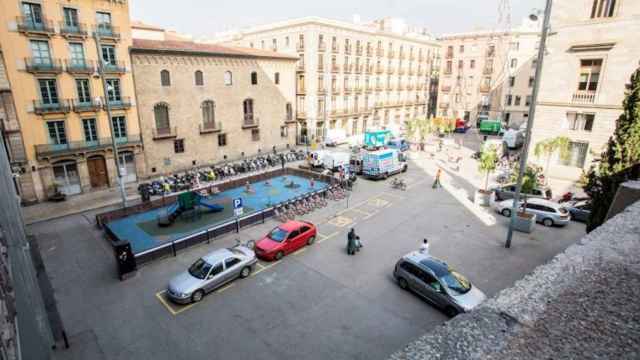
[215,283,235,294]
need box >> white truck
[308,150,329,168]
[324,128,348,147]
[362,149,407,179]
[321,152,351,171]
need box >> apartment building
[0,0,144,202]
[218,17,441,141]
[130,37,298,175]
[437,19,541,128]
[531,0,640,182]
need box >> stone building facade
[437,18,541,128]
[530,0,640,182]
[130,39,298,175]
[0,0,145,202]
[218,17,441,140]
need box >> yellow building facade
[0,0,144,202]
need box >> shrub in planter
[475,144,498,206]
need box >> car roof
[527,198,560,207]
[403,252,450,277]
[202,248,234,264]
[279,220,310,231]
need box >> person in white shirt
[420,238,429,255]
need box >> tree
[533,136,571,182]
[417,117,433,143]
[584,66,640,232]
[478,145,498,191]
[404,118,419,145]
[510,164,543,214]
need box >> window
[260,40,264,49]
[459,45,464,53]
[286,103,293,120]
[63,7,78,29]
[567,112,595,131]
[272,38,277,51]
[101,45,116,65]
[505,95,513,106]
[160,70,170,86]
[458,60,463,69]
[251,71,257,85]
[529,76,535,87]
[525,95,532,106]
[112,116,126,139]
[106,79,121,101]
[201,100,215,127]
[591,0,617,18]
[285,36,290,47]
[47,121,67,144]
[532,59,537,69]
[174,139,185,153]
[208,262,223,278]
[224,71,232,86]
[82,118,97,142]
[195,70,204,86]
[69,43,85,66]
[510,42,520,51]
[275,72,280,85]
[224,257,241,269]
[470,59,475,69]
[38,79,58,104]
[515,96,521,106]
[22,2,43,27]
[95,11,112,35]
[218,133,227,147]
[510,58,518,68]
[251,129,260,141]
[559,141,589,168]
[578,59,602,91]
[154,103,170,130]
[76,79,91,103]
[445,61,452,73]
[280,126,288,138]
[30,40,51,65]
[509,76,515,87]
[288,229,300,240]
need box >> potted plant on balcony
[475,144,498,206]
[509,164,542,233]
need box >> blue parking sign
[233,198,243,209]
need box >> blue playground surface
[105,175,327,254]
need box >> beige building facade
[437,19,541,128]
[0,0,144,202]
[531,0,640,181]
[218,17,441,141]
[130,39,298,175]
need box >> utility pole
[94,31,127,208]
[505,0,553,248]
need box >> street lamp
[505,0,553,248]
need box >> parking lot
[32,148,586,360]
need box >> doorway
[118,151,137,183]
[87,156,108,188]
[52,161,81,195]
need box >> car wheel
[307,235,316,245]
[398,277,408,290]
[501,208,511,217]
[240,266,251,278]
[543,218,554,227]
[275,251,284,261]
[191,289,204,303]
[444,306,459,318]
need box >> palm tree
[534,136,571,181]
[478,145,498,191]
[404,118,420,148]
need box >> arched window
[224,71,232,86]
[154,103,170,131]
[275,72,280,85]
[286,103,292,121]
[194,70,204,86]
[201,100,215,128]
[251,71,258,85]
[243,98,254,123]
[160,70,171,86]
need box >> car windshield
[188,258,212,280]
[440,269,471,295]
[267,227,288,243]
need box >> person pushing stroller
[347,228,362,255]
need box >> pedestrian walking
[280,154,286,171]
[420,238,429,255]
[347,228,358,255]
[432,168,442,189]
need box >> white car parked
[494,198,571,227]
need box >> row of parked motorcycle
[138,150,307,197]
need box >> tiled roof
[131,39,298,60]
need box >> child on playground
[245,181,255,194]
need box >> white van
[321,152,351,171]
[324,129,347,147]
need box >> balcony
[441,85,451,93]
[317,87,327,95]
[199,121,222,134]
[93,25,120,40]
[376,66,384,74]
[317,64,324,72]
[407,84,415,90]
[375,84,383,91]
[398,68,406,75]
[443,69,453,76]
[366,48,373,57]
[103,96,132,110]
[318,42,326,52]
[409,54,416,61]
[408,69,415,76]
[297,43,305,52]
[445,51,454,59]
[35,134,142,160]
[387,68,395,75]
[345,46,352,55]
[33,100,71,115]
[483,67,494,75]
[332,87,340,94]
[388,50,396,58]
[399,53,406,60]
[365,65,373,74]
[354,65,362,73]
[479,85,491,93]
[439,102,450,109]
[354,86,363,94]
[60,22,88,38]
[486,49,495,58]
[102,61,127,74]
[376,48,384,57]
[386,85,394,91]
[25,58,63,74]
[344,87,352,94]
[285,115,297,124]
[153,127,177,140]
[296,86,306,95]
[397,84,406,91]
[16,17,55,36]
[417,68,424,76]
[242,115,259,129]
[65,60,95,74]
[572,91,596,104]
[72,99,101,113]
[356,47,363,56]
[331,65,340,73]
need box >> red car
[254,220,317,261]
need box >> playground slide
[197,198,224,212]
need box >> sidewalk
[22,185,141,225]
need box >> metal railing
[16,16,54,33]
[72,99,101,112]
[571,91,596,104]
[59,22,87,37]
[102,96,132,110]
[242,115,260,128]
[25,58,62,73]
[152,126,177,140]
[318,42,326,52]
[93,24,120,39]
[65,59,95,74]
[35,134,141,158]
[33,99,70,114]
[102,61,126,74]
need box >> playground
[105,175,328,254]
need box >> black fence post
[172,241,176,257]
[236,218,240,233]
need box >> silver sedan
[167,246,257,304]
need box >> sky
[130,0,545,39]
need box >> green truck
[478,115,503,135]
